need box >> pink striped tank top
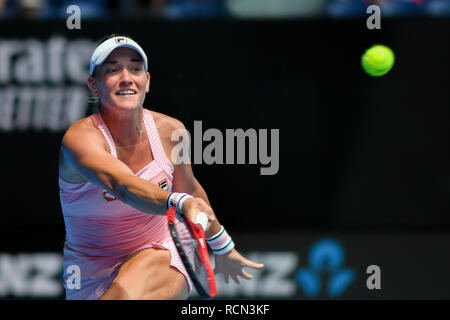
[59,109,191,299]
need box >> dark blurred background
[0,0,449,299]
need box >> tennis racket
[167,206,217,298]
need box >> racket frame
[167,206,217,298]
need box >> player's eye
[130,66,142,73]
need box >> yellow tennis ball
[361,45,395,77]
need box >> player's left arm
[162,114,225,237]
[172,160,222,237]
[173,157,264,283]
[163,115,264,283]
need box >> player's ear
[87,76,98,96]
[145,72,150,93]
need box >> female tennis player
[58,34,263,300]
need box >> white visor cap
[89,36,148,76]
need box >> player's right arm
[59,118,211,218]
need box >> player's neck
[100,106,144,148]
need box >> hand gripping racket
[167,207,216,298]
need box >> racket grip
[195,212,208,231]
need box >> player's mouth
[116,89,137,96]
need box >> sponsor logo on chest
[102,190,117,202]
[158,178,169,191]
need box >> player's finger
[197,199,215,221]
[231,275,240,284]
[241,269,253,280]
[208,213,216,222]
[224,274,230,284]
[243,259,264,270]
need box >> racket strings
[174,215,211,293]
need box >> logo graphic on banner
[102,190,117,202]
[158,178,169,191]
[295,238,355,298]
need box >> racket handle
[195,212,208,231]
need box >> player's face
[90,47,150,111]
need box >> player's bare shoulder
[59,116,108,183]
[149,110,187,146]
[62,116,108,151]
[149,110,189,166]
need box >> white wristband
[206,226,235,255]
[167,192,193,213]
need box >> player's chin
[113,98,142,110]
[116,94,145,106]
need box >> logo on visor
[115,37,128,44]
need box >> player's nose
[119,68,133,85]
